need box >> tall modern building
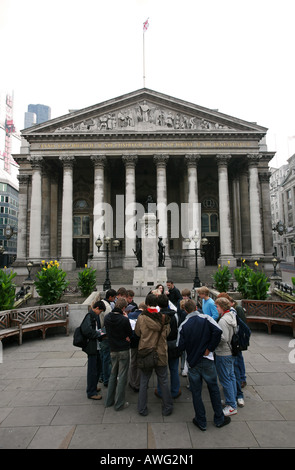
[24,104,51,128]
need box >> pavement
[1,325,295,450]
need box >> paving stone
[27,425,75,449]
[0,426,38,449]
[0,405,59,427]
[148,422,192,449]
[188,420,259,448]
[254,384,295,401]
[247,420,295,448]
[69,423,147,449]
[52,404,105,425]
[249,372,295,386]
[8,390,56,407]
[272,401,295,420]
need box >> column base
[60,258,76,271]
[218,256,237,268]
[123,256,137,270]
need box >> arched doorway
[73,199,91,268]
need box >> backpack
[73,314,89,349]
[230,314,251,356]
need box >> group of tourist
[79,282,248,431]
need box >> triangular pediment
[21,88,267,138]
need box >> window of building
[73,215,90,237]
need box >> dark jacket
[80,309,103,356]
[177,312,222,367]
[167,286,182,307]
[104,307,133,352]
[161,307,181,359]
[128,309,142,349]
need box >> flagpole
[143,29,145,88]
[142,18,149,88]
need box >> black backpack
[230,315,251,356]
[73,314,89,349]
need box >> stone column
[247,154,264,258]
[41,166,51,259]
[59,155,76,270]
[216,154,236,266]
[28,155,43,262]
[16,174,30,262]
[259,171,273,256]
[232,172,242,257]
[50,173,59,260]
[239,168,251,257]
[184,154,203,268]
[154,154,171,267]
[91,155,106,267]
[122,154,138,269]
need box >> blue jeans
[105,349,130,410]
[157,357,180,398]
[215,355,237,409]
[100,339,111,386]
[87,351,102,398]
[188,358,225,428]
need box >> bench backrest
[242,300,295,320]
[0,311,13,330]
[0,304,69,326]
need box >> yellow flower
[243,259,245,263]
[41,260,45,264]
[4,266,7,269]
[228,260,230,265]
[85,264,88,268]
[254,261,259,266]
[218,264,221,268]
[43,267,47,271]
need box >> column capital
[17,174,30,185]
[185,154,201,167]
[216,154,231,167]
[122,154,138,168]
[59,155,75,168]
[27,155,43,169]
[153,154,169,167]
[247,153,261,167]
[258,171,270,183]
[90,154,106,169]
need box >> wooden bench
[242,300,295,337]
[0,303,69,345]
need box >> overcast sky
[1,0,294,167]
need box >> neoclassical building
[13,88,275,274]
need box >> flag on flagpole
[143,18,149,32]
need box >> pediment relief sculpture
[54,101,234,134]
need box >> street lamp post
[184,232,208,288]
[95,236,120,290]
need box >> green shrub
[212,264,232,292]
[0,268,17,311]
[234,261,270,300]
[78,265,96,297]
[292,277,295,286]
[35,260,69,305]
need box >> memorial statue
[158,237,165,267]
[144,195,154,213]
[133,236,142,267]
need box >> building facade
[13,89,275,274]
[270,155,295,262]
